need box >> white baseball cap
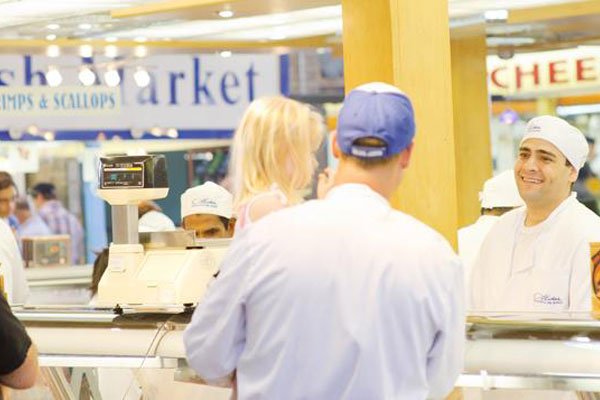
[520,115,589,171]
[181,182,233,220]
[479,170,525,209]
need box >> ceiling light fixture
[269,33,287,41]
[45,34,57,41]
[79,44,93,58]
[150,126,162,136]
[487,36,535,46]
[43,131,55,141]
[46,23,60,30]
[78,23,93,30]
[130,128,144,139]
[104,45,118,58]
[166,128,179,138]
[218,9,234,18]
[8,128,22,140]
[220,50,232,58]
[45,66,63,87]
[134,45,147,58]
[484,9,509,22]
[557,104,600,117]
[78,66,96,86]
[46,44,60,58]
[26,125,39,135]
[105,36,118,43]
[104,68,121,87]
[133,67,151,88]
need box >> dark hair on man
[0,171,15,191]
[14,197,30,211]
[340,137,401,168]
[90,248,110,296]
[30,183,57,200]
[138,200,162,218]
[481,206,515,217]
[218,216,230,230]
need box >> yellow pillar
[342,0,459,246]
[451,33,494,227]
[536,97,558,116]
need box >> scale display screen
[101,162,144,188]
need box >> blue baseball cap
[337,82,416,158]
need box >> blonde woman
[230,96,325,230]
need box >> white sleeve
[426,257,466,399]
[183,233,254,384]
[469,243,486,312]
[0,222,29,304]
[569,240,592,312]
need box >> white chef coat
[471,193,600,312]
[0,219,29,304]
[184,184,465,400]
[458,215,499,304]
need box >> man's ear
[331,131,342,159]
[399,142,414,169]
[228,217,237,237]
[569,165,578,183]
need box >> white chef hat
[138,211,176,232]
[479,170,525,209]
[181,181,233,220]
[520,115,589,171]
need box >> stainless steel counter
[14,307,600,392]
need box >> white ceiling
[0,0,592,48]
[449,0,583,17]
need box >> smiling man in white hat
[471,115,600,313]
[181,181,235,239]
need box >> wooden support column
[342,0,460,246]
[451,33,494,227]
[536,97,558,116]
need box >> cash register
[96,155,229,309]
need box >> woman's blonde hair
[230,96,324,207]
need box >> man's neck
[332,161,400,200]
[524,193,570,227]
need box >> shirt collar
[521,191,578,228]
[325,183,391,210]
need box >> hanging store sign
[0,53,282,135]
[487,47,600,98]
[0,86,120,116]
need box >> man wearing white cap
[184,83,464,400]
[471,115,600,313]
[458,169,524,301]
[180,182,234,239]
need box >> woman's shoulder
[247,192,287,222]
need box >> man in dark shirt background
[0,293,38,398]
[574,136,600,215]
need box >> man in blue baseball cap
[184,82,465,400]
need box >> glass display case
[461,313,600,394]
[13,305,600,398]
[11,306,231,400]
